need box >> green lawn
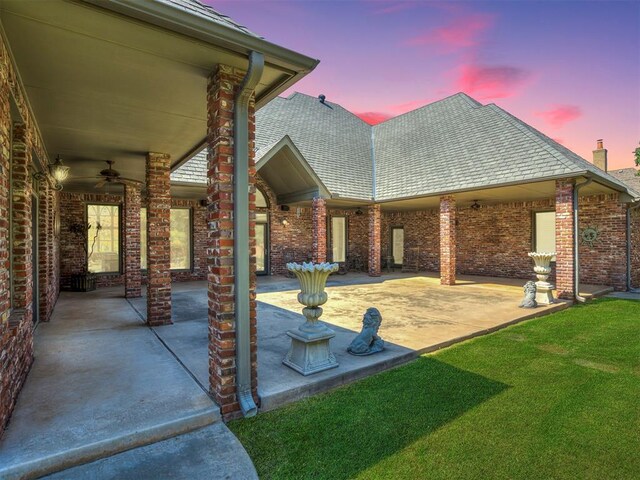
[229,298,640,480]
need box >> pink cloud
[354,111,393,125]
[456,64,531,100]
[552,138,564,144]
[535,105,583,128]
[406,13,495,52]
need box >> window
[139,207,192,270]
[87,204,120,273]
[256,188,268,208]
[391,227,404,265]
[331,216,347,263]
[534,211,556,260]
[140,207,147,269]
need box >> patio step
[0,406,219,480]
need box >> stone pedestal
[528,252,556,305]
[535,281,555,305]
[283,327,338,376]
[284,262,339,375]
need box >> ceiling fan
[77,160,142,188]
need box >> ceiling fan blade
[94,180,107,188]
[70,175,102,180]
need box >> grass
[229,298,640,479]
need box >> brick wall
[378,193,628,291]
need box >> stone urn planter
[283,262,340,375]
[528,252,556,305]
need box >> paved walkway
[129,273,584,412]
[0,289,256,480]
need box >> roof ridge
[373,92,483,128]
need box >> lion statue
[519,281,537,308]
[347,307,385,356]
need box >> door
[255,219,268,275]
[391,227,404,267]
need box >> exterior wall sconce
[281,219,289,226]
[355,208,364,215]
[470,200,481,210]
[34,154,70,190]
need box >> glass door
[255,220,268,275]
[391,227,404,267]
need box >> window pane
[331,217,346,262]
[87,204,119,273]
[535,211,556,260]
[256,223,266,272]
[392,228,404,264]
[170,209,191,270]
[256,189,268,208]
[140,208,147,269]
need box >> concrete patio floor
[0,289,255,480]
[128,272,606,411]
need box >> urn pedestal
[284,262,339,376]
[528,252,556,305]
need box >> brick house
[1,0,639,436]
[172,92,640,296]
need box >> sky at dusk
[208,0,640,170]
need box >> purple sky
[208,0,639,170]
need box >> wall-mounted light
[471,200,481,210]
[49,155,70,185]
[35,154,70,191]
[355,207,364,215]
[281,219,289,226]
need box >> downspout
[234,51,264,417]
[627,201,640,292]
[573,178,592,303]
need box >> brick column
[207,64,258,418]
[555,179,575,299]
[312,197,327,263]
[124,183,142,298]
[11,124,34,316]
[146,152,172,325]
[368,204,381,276]
[38,182,51,321]
[440,195,456,285]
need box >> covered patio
[127,272,593,410]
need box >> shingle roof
[254,94,373,200]
[156,0,261,38]
[609,167,640,198]
[171,92,636,201]
[171,149,207,184]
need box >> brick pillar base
[124,183,142,298]
[207,64,258,419]
[146,152,172,325]
[368,204,381,276]
[440,195,456,285]
[555,179,575,299]
[312,197,327,263]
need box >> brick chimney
[592,139,607,172]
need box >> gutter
[627,201,640,292]
[234,51,264,418]
[573,178,592,303]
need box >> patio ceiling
[0,0,317,193]
[378,177,622,211]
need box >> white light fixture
[49,155,70,184]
